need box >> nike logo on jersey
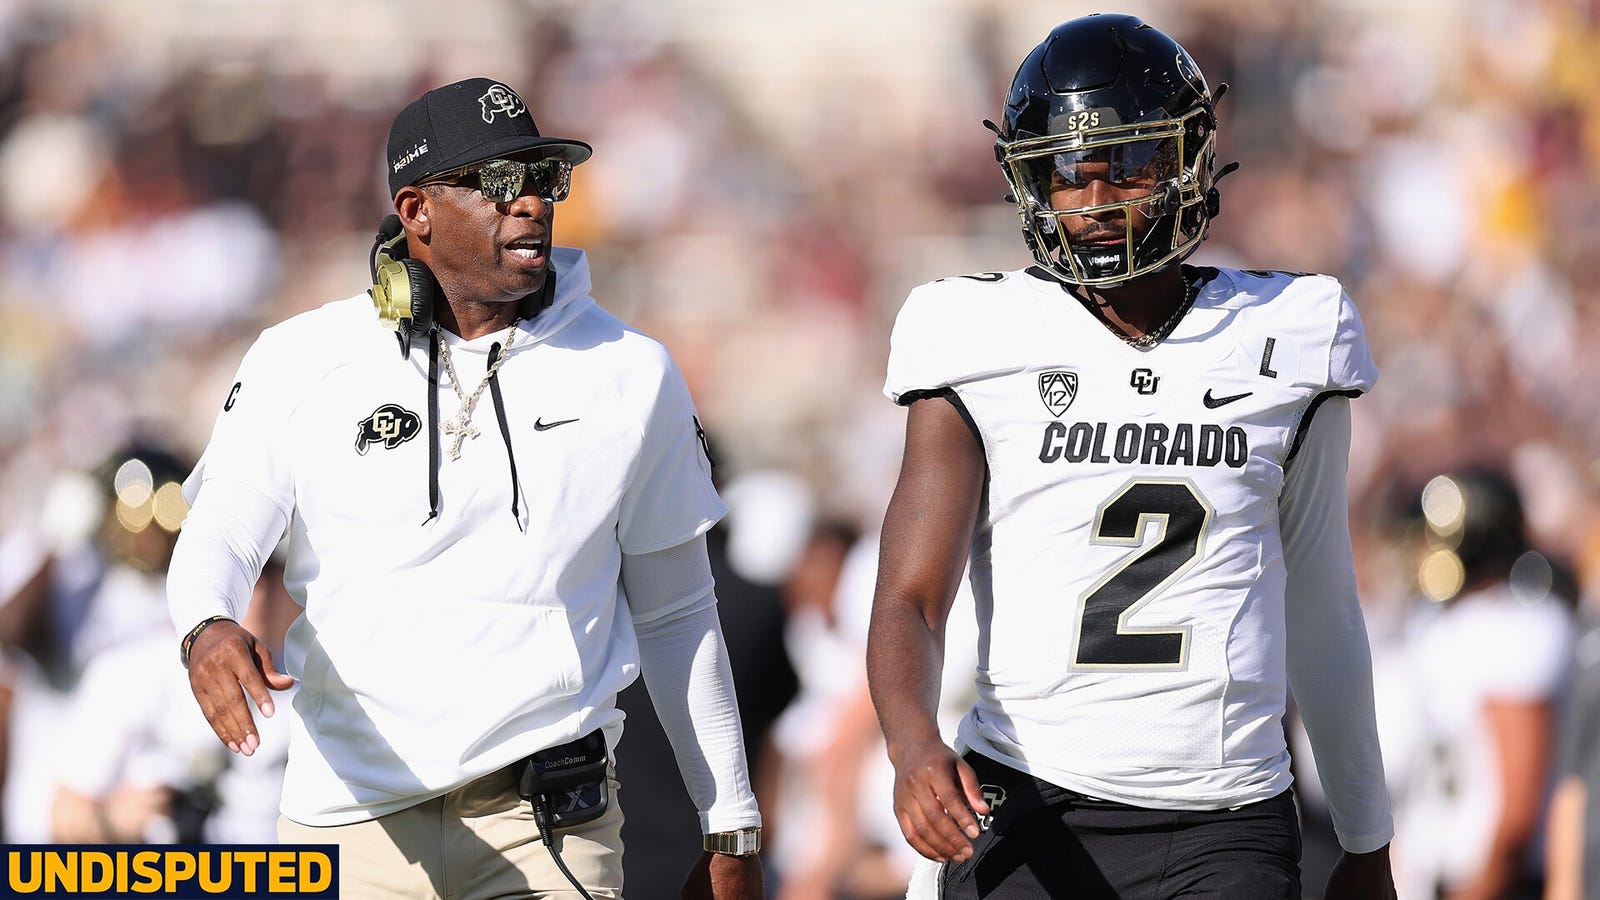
[1202,389,1252,409]
[534,417,579,431]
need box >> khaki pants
[278,763,624,900]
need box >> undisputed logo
[1038,370,1078,417]
[479,84,526,123]
[356,404,421,454]
[1,844,337,896]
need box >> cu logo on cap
[479,84,526,123]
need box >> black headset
[369,214,437,357]
[368,213,558,358]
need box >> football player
[867,14,1396,900]
[1393,472,1571,898]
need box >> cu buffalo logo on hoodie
[356,404,422,454]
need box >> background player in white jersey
[167,78,762,900]
[867,14,1395,900]
[1384,471,1571,899]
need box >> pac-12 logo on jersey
[356,404,422,454]
[1039,370,1079,417]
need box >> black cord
[531,795,598,900]
[423,326,441,525]
[486,342,523,530]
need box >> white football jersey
[1392,585,1572,893]
[885,265,1377,809]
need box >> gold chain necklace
[1122,275,1198,349]
[437,318,520,461]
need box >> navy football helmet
[1416,470,1529,600]
[996,14,1229,286]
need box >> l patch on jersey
[1039,370,1079,417]
[355,403,422,455]
[224,381,241,411]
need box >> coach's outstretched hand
[186,619,295,757]
[680,850,763,900]
[1324,844,1397,900]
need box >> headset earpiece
[368,215,437,357]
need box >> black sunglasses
[420,158,573,203]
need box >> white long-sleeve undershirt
[167,478,286,634]
[623,539,761,833]
[1280,396,1394,853]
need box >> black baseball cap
[386,77,592,197]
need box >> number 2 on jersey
[1074,479,1211,669]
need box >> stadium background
[1,0,1597,897]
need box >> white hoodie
[170,248,728,824]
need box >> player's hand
[680,850,763,900]
[886,739,990,863]
[185,619,294,757]
[1323,844,1396,900]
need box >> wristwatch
[703,827,762,857]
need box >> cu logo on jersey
[478,84,526,123]
[356,404,422,454]
[1130,368,1161,395]
[1038,370,1079,417]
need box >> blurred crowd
[3,0,1600,897]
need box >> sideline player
[867,15,1396,900]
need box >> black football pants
[935,751,1301,900]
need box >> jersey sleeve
[1466,599,1573,699]
[183,328,301,516]
[617,352,726,555]
[884,282,961,404]
[1282,278,1378,463]
[1325,284,1378,395]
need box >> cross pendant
[443,417,479,461]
